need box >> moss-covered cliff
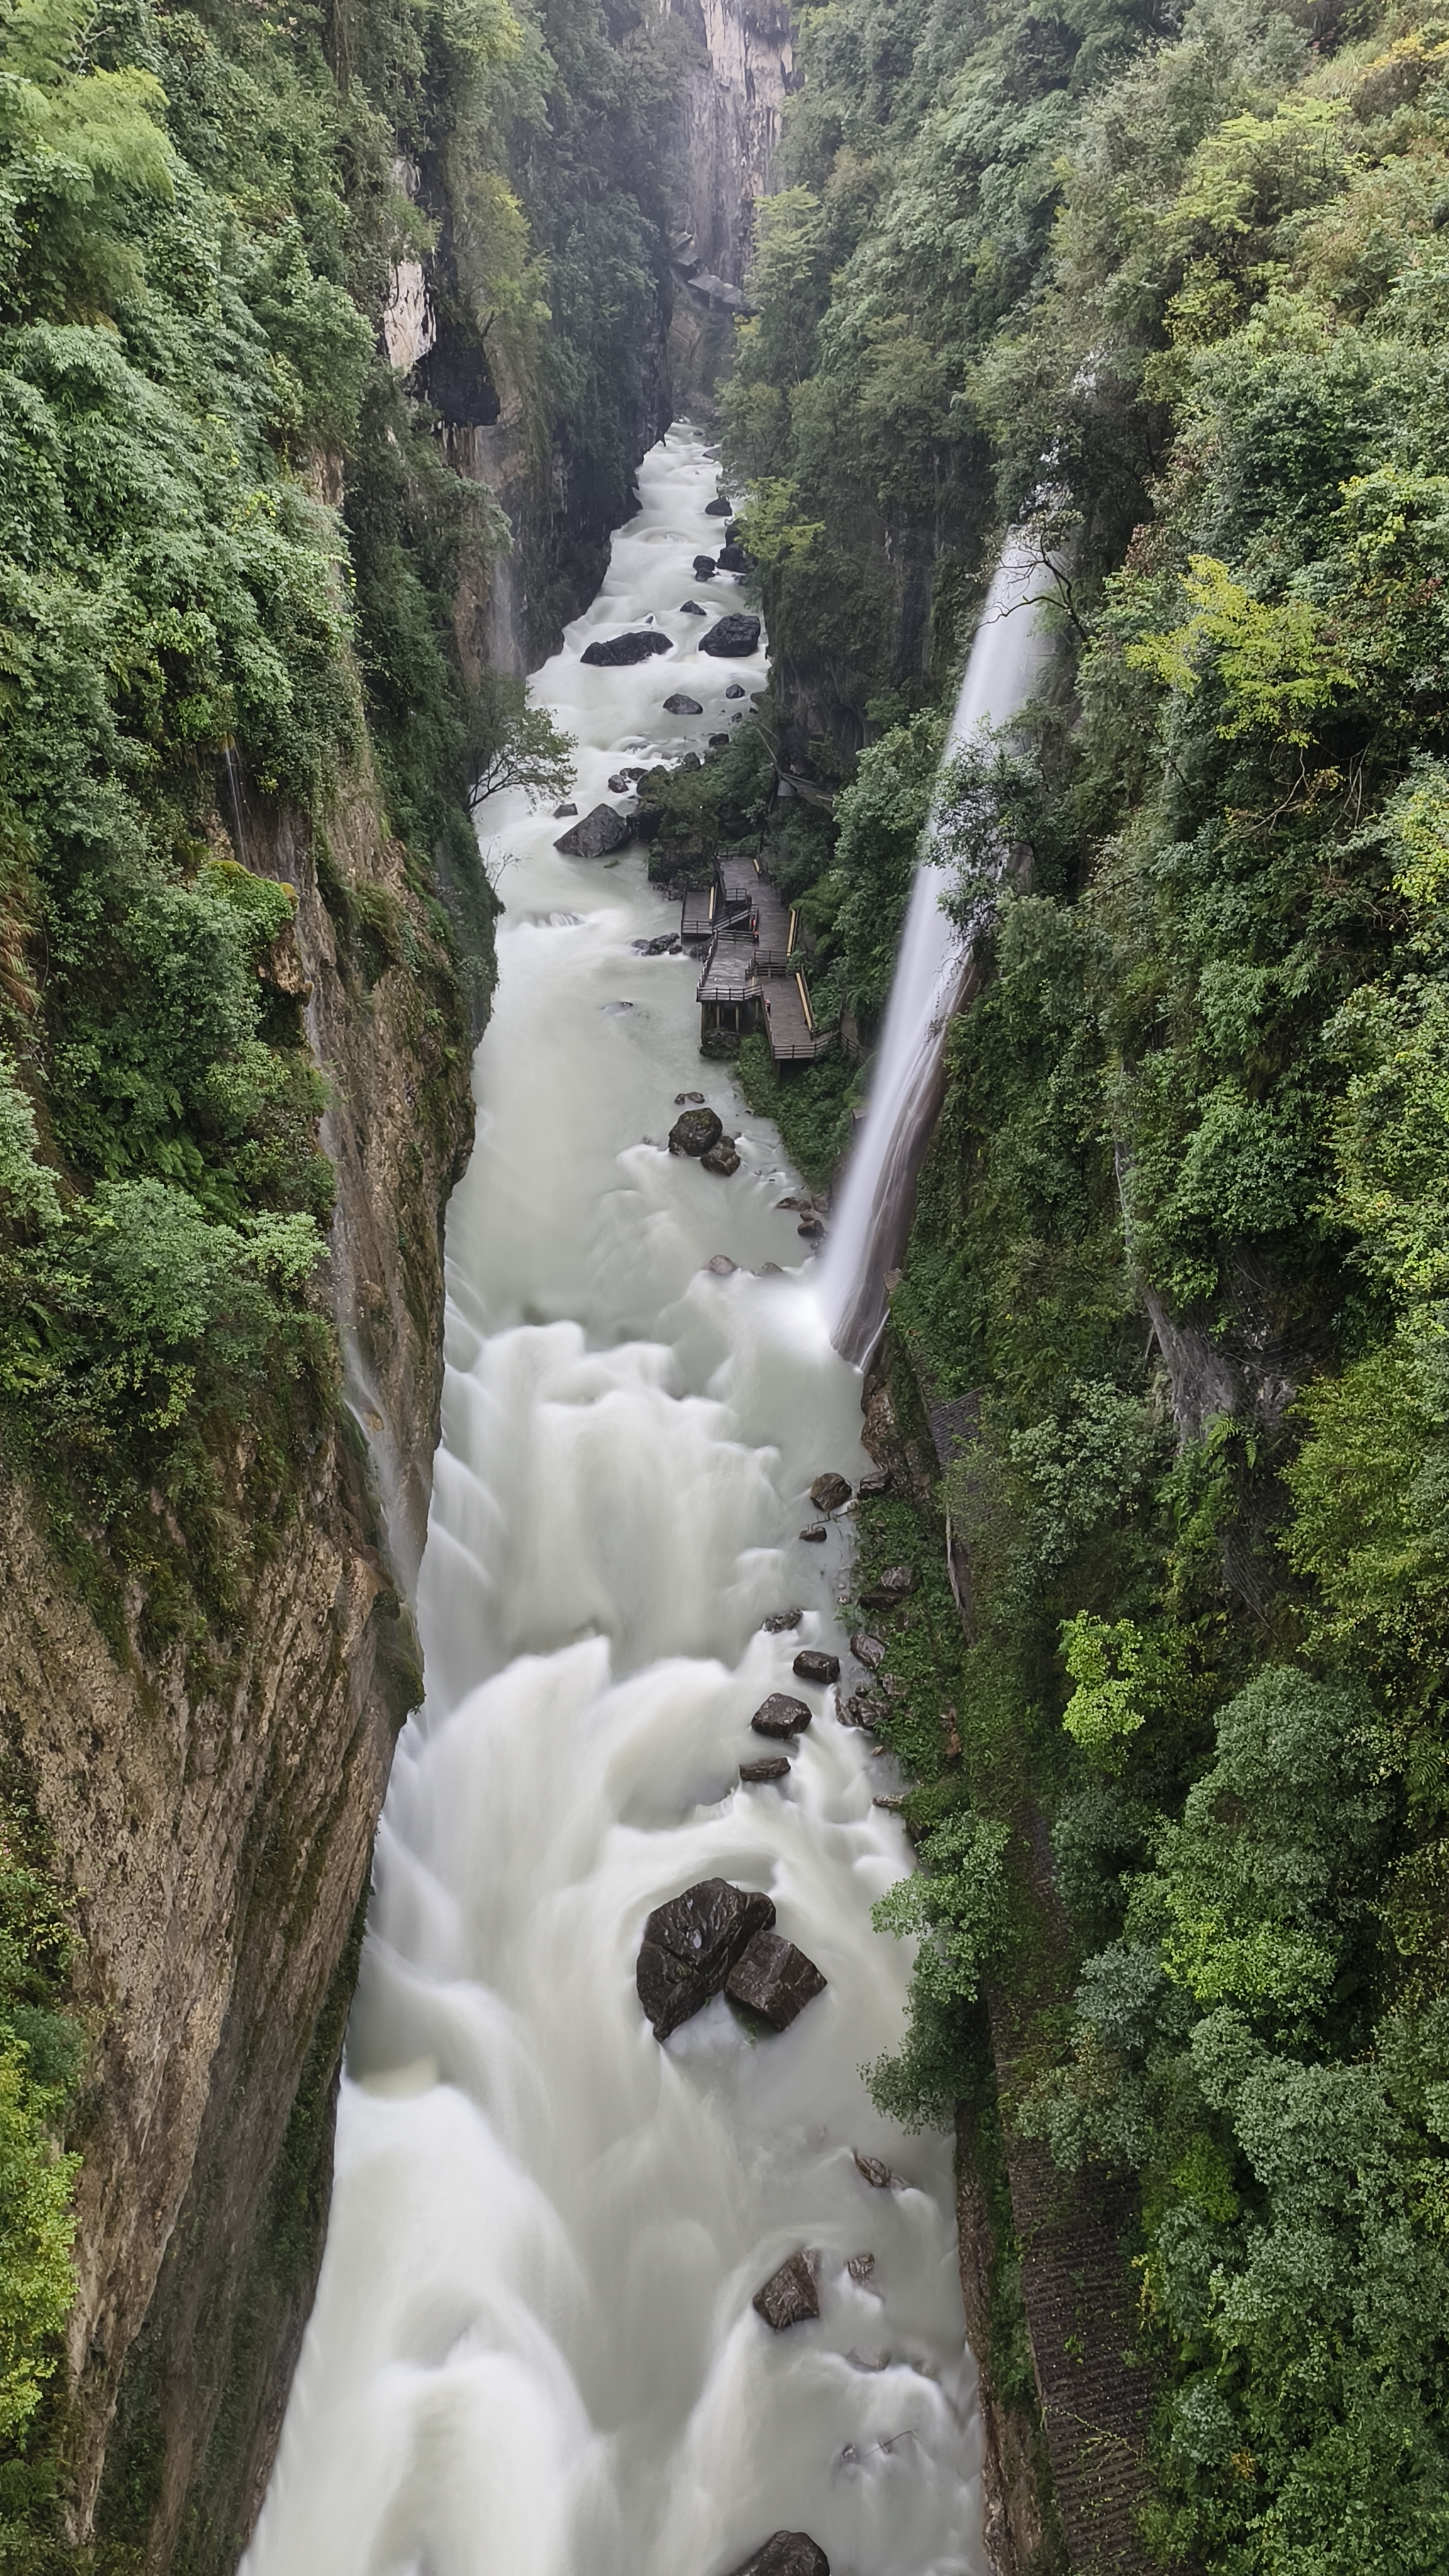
[0,0,683,2560]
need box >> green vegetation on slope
[730,0,1449,2563]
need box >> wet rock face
[554,804,631,860]
[809,1472,851,1513]
[705,495,734,516]
[580,629,673,665]
[636,1879,776,2039]
[850,1631,886,1670]
[692,554,719,579]
[751,1694,811,1739]
[792,1649,839,1685]
[740,1756,790,1784]
[762,1608,802,1633]
[716,543,749,572]
[722,2538,830,2576]
[724,1929,828,2028]
[680,599,708,615]
[670,1106,724,1157]
[664,692,704,714]
[753,2250,819,2331]
[700,613,762,658]
[701,1139,741,1176]
[860,1564,918,1610]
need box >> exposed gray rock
[857,1468,891,1499]
[670,1106,724,1157]
[680,600,708,615]
[554,804,631,860]
[725,1929,827,2029]
[721,2537,829,2576]
[853,2150,899,2189]
[726,682,747,698]
[798,1525,827,1543]
[850,1631,886,1670]
[839,1690,886,1730]
[761,1608,802,1633]
[740,1756,790,1784]
[636,1879,776,2039]
[701,1140,741,1176]
[580,630,673,666]
[692,555,718,579]
[553,801,577,818]
[716,543,748,572]
[809,1472,852,1514]
[705,495,734,516]
[860,1565,917,1609]
[706,1255,737,1275]
[753,2251,819,2331]
[751,1693,811,1738]
[846,2251,875,2283]
[664,693,704,715]
[700,614,762,658]
[792,1649,840,1686]
[675,1091,706,1104]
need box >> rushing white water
[818,535,1058,1363]
[243,430,989,2576]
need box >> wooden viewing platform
[693,850,825,1064]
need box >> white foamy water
[243,430,989,2576]
[819,536,1058,1361]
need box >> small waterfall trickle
[817,535,1059,1363]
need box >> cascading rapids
[816,538,1058,1364]
[240,430,992,2576]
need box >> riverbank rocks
[692,555,718,579]
[716,543,749,572]
[676,1090,706,1104]
[753,2251,819,2331]
[726,682,747,699]
[792,1648,840,1686]
[725,1929,827,2028]
[701,1139,741,1177]
[840,1690,887,1731]
[853,2150,901,2189]
[857,1468,891,1499]
[809,1472,852,1514]
[581,630,672,666]
[752,1693,811,1739]
[799,1525,827,1543]
[636,1879,775,2039]
[705,494,733,516]
[555,804,631,860]
[664,693,703,715]
[797,1215,824,1239]
[850,1631,886,1670]
[700,614,762,658]
[861,1565,918,1610]
[762,1607,802,1632]
[680,599,707,615]
[670,1106,724,1156]
[722,2538,829,2576]
[553,801,577,818]
[706,1255,738,1275]
[846,2251,875,2284]
[740,1756,790,1784]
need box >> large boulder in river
[861,1564,918,1611]
[555,804,631,860]
[700,614,762,658]
[670,1106,724,1157]
[792,1649,840,1686]
[809,1472,852,1514]
[580,630,673,666]
[701,1139,741,1177]
[722,2538,829,2576]
[751,1694,811,1740]
[753,2250,820,2331]
[680,599,708,616]
[726,1929,827,2028]
[705,494,734,517]
[716,543,749,573]
[637,1879,777,2038]
[663,693,704,715]
[692,555,719,579]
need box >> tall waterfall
[817,537,1058,1363]
[242,431,990,2576]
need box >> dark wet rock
[798,1524,827,1543]
[725,1929,827,2029]
[580,630,673,666]
[753,2250,819,2331]
[716,543,749,572]
[608,773,633,793]
[721,2537,829,2576]
[553,801,577,818]
[636,1878,776,2039]
[675,1091,706,1105]
[792,1649,840,1686]
[677,753,702,770]
[853,2150,900,2189]
[775,1195,810,1212]
[680,599,708,615]
[700,614,762,658]
[873,1792,908,1813]
[708,733,730,748]
[839,1690,887,1731]
[727,520,745,545]
[797,1216,824,1238]
[860,1565,918,1610]
[701,1140,741,1177]
[664,693,704,715]
[809,1472,852,1514]
[740,1756,791,1784]
[850,1631,886,1670]
[706,1255,738,1275]
[847,2251,876,2284]
[856,1468,891,1499]
[669,1106,724,1157]
[692,555,718,579]
[758,1261,784,1274]
[705,494,734,516]
[751,1693,812,1740]
[725,682,747,699]
[555,804,631,860]
[761,1608,802,1633]
[633,932,678,955]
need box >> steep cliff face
[668,0,794,404]
[0,761,474,2573]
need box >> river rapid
[243,428,989,2576]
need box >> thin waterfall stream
[243,430,989,2576]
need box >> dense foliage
[731,0,1449,2563]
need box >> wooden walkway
[693,852,826,1063]
[759,972,818,1062]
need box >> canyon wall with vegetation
[0,0,680,2563]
